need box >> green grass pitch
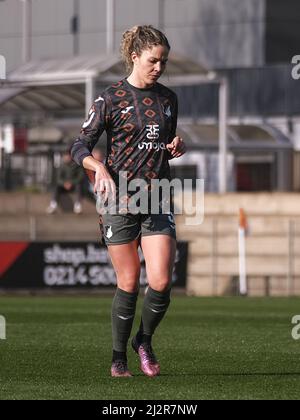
[0,295,300,400]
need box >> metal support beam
[21,0,32,64]
[85,77,95,116]
[106,0,115,54]
[71,0,80,56]
[158,0,165,31]
[218,77,229,193]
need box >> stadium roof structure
[0,53,229,192]
[6,53,213,86]
[0,53,215,116]
[176,120,292,150]
[0,84,85,116]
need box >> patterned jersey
[71,79,178,192]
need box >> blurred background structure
[1,0,300,295]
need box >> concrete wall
[0,0,265,72]
[176,192,300,296]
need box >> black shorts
[99,212,176,246]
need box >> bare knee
[117,270,140,293]
[108,241,141,293]
[148,279,171,293]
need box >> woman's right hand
[94,164,116,203]
[82,156,116,203]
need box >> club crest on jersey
[163,104,171,118]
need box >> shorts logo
[106,226,113,239]
[146,124,159,140]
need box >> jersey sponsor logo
[146,124,160,140]
[82,107,96,129]
[121,106,134,114]
[138,142,166,151]
[139,125,163,150]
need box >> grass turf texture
[0,296,300,400]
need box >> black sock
[136,320,143,343]
[136,320,152,345]
[140,286,171,338]
[112,350,127,363]
[111,288,138,353]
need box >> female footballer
[71,25,186,377]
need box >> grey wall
[0,0,265,72]
[164,0,265,68]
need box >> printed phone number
[43,265,116,286]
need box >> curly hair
[120,25,170,73]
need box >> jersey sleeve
[71,95,110,166]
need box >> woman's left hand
[166,136,186,158]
